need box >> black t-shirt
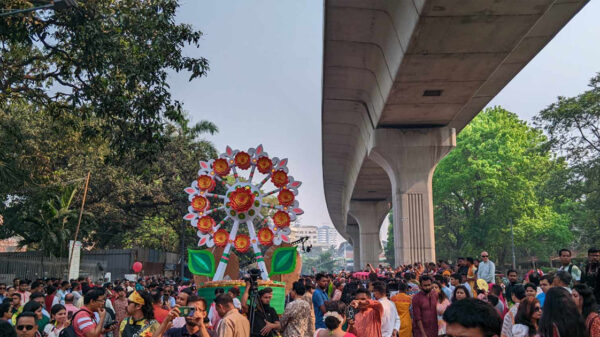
[250,304,279,337]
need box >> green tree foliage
[535,73,600,248]
[122,216,179,252]
[301,250,340,274]
[384,212,395,266]
[0,0,218,255]
[0,0,209,161]
[433,107,573,265]
[0,100,218,253]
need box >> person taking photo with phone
[153,294,216,337]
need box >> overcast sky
[170,1,600,242]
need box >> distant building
[317,225,341,247]
[0,236,25,253]
[290,225,318,246]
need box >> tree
[122,216,179,252]
[0,100,217,253]
[1,0,209,161]
[534,73,600,248]
[384,212,395,266]
[433,107,573,265]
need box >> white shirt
[378,296,400,337]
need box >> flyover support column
[369,128,455,266]
[349,200,390,269]
[346,224,361,271]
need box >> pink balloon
[132,261,143,273]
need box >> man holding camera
[153,294,214,337]
[241,283,280,337]
[347,288,384,337]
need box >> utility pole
[510,219,516,270]
[180,220,186,278]
[68,171,90,279]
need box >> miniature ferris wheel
[183,145,303,280]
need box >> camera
[243,268,261,292]
[346,306,356,320]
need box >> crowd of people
[1,247,600,337]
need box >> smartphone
[103,321,118,329]
[179,306,195,317]
[346,306,356,320]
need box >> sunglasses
[481,255,488,258]
[17,325,36,331]
[534,306,542,312]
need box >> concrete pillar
[349,200,390,269]
[346,224,361,271]
[369,127,455,266]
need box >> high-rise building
[290,226,319,246]
[317,225,340,247]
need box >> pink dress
[437,299,450,335]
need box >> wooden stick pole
[68,171,91,278]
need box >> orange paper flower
[256,156,273,174]
[271,170,289,188]
[213,158,230,176]
[213,229,229,247]
[277,189,294,207]
[191,195,209,212]
[258,228,274,246]
[234,234,251,253]
[197,216,215,233]
[229,187,255,213]
[197,175,216,192]
[234,152,251,170]
[273,211,291,228]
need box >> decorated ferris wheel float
[182,145,303,307]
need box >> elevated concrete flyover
[322,0,589,269]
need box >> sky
[169,1,600,243]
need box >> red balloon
[132,261,143,273]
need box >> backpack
[59,309,90,337]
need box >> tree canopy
[0,0,217,256]
[433,107,573,265]
[535,73,600,248]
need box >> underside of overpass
[322,0,589,269]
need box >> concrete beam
[349,200,390,269]
[369,127,456,265]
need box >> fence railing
[0,252,102,282]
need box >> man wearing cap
[478,252,495,284]
[119,290,159,337]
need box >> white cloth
[501,303,519,337]
[232,297,242,310]
[56,289,68,305]
[378,296,400,337]
[512,324,530,337]
[52,296,60,307]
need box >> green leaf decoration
[270,246,297,275]
[188,249,215,277]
